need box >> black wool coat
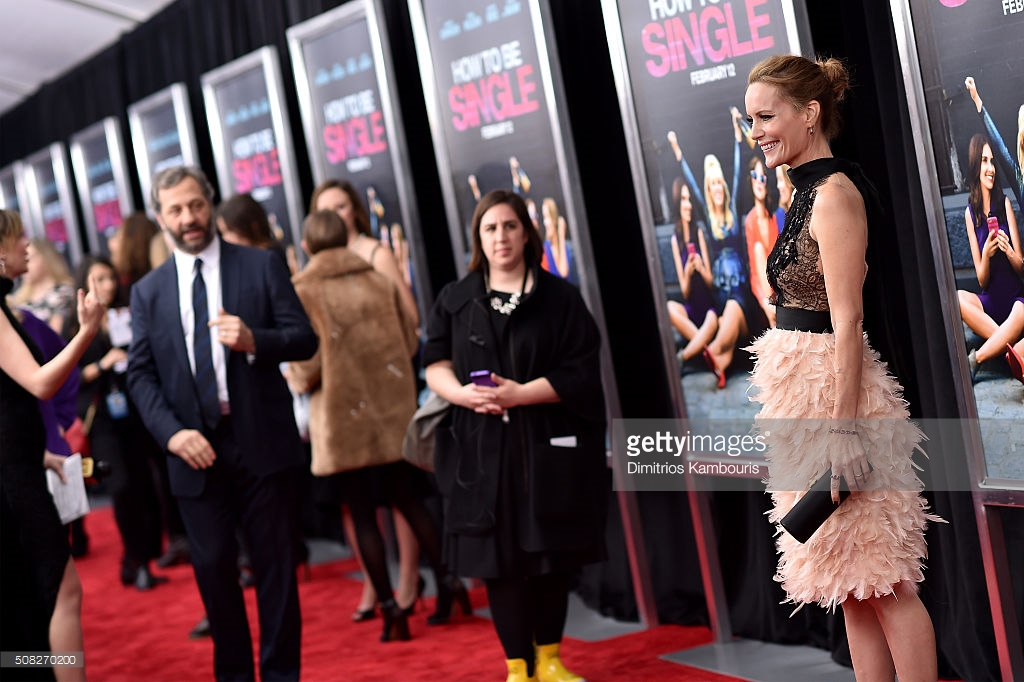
[423,268,607,553]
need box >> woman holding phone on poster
[667,107,752,388]
[424,190,606,682]
[955,133,1024,379]
[667,177,719,363]
[744,55,942,682]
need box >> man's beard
[171,221,214,254]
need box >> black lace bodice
[767,158,873,311]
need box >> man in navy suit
[127,166,316,681]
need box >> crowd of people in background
[0,154,606,682]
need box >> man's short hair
[150,166,216,214]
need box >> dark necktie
[192,258,221,430]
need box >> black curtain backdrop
[2,2,1019,680]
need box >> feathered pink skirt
[747,328,944,612]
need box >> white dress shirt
[174,237,230,410]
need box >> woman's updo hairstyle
[747,55,851,142]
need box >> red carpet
[75,507,737,681]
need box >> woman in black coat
[424,190,607,682]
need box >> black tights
[485,572,570,673]
[341,463,446,605]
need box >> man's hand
[167,429,217,470]
[210,308,255,353]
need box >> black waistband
[776,307,833,334]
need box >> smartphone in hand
[987,215,1000,237]
[686,242,697,258]
[470,370,497,387]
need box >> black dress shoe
[188,616,211,639]
[156,536,191,568]
[134,565,169,591]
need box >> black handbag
[779,469,850,543]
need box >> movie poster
[903,0,1024,481]
[128,83,199,211]
[23,144,84,268]
[0,163,25,214]
[410,0,579,284]
[288,0,432,315]
[202,48,304,253]
[70,118,134,257]
[603,0,806,421]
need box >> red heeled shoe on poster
[1006,344,1024,386]
[702,347,726,389]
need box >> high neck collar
[787,157,858,189]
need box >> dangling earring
[0,255,6,277]
[809,127,814,135]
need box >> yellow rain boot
[535,643,584,682]
[506,658,537,682]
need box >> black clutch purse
[779,469,850,543]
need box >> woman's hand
[991,228,1013,256]
[452,382,503,415]
[981,227,1002,260]
[827,424,871,502]
[99,347,128,371]
[43,451,67,484]
[76,287,105,336]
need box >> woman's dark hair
[303,210,349,255]
[468,190,544,273]
[217,194,276,248]
[747,54,850,142]
[113,212,160,285]
[967,133,1007,230]
[308,179,371,237]
[671,177,692,244]
[748,156,776,215]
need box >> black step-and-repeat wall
[70,117,135,257]
[127,83,200,212]
[202,47,305,255]
[288,0,432,318]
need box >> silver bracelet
[829,427,858,436]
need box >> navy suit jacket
[127,240,317,497]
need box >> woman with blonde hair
[744,54,942,681]
[10,238,75,334]
[540,197,572,282]
[667,109,752,387]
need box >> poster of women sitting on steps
[901,0,1024,483]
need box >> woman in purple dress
[956,133,1024,377]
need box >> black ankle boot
[427,575,472,625]
[380,600,411,642]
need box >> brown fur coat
[288,247,418,475]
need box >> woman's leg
[530,572,570,646]
[841,597,896,682]
[342,491,393,607]
[868,582,938,682]
[392,510,422,609]
[958,290,998,342]
[486,577,535,675]
[342,508,378,615]
[49,558,86,682]
[679,309,719,362]
[977,301,1024,362]
[667,301,698,340]
[708,299,749,372]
